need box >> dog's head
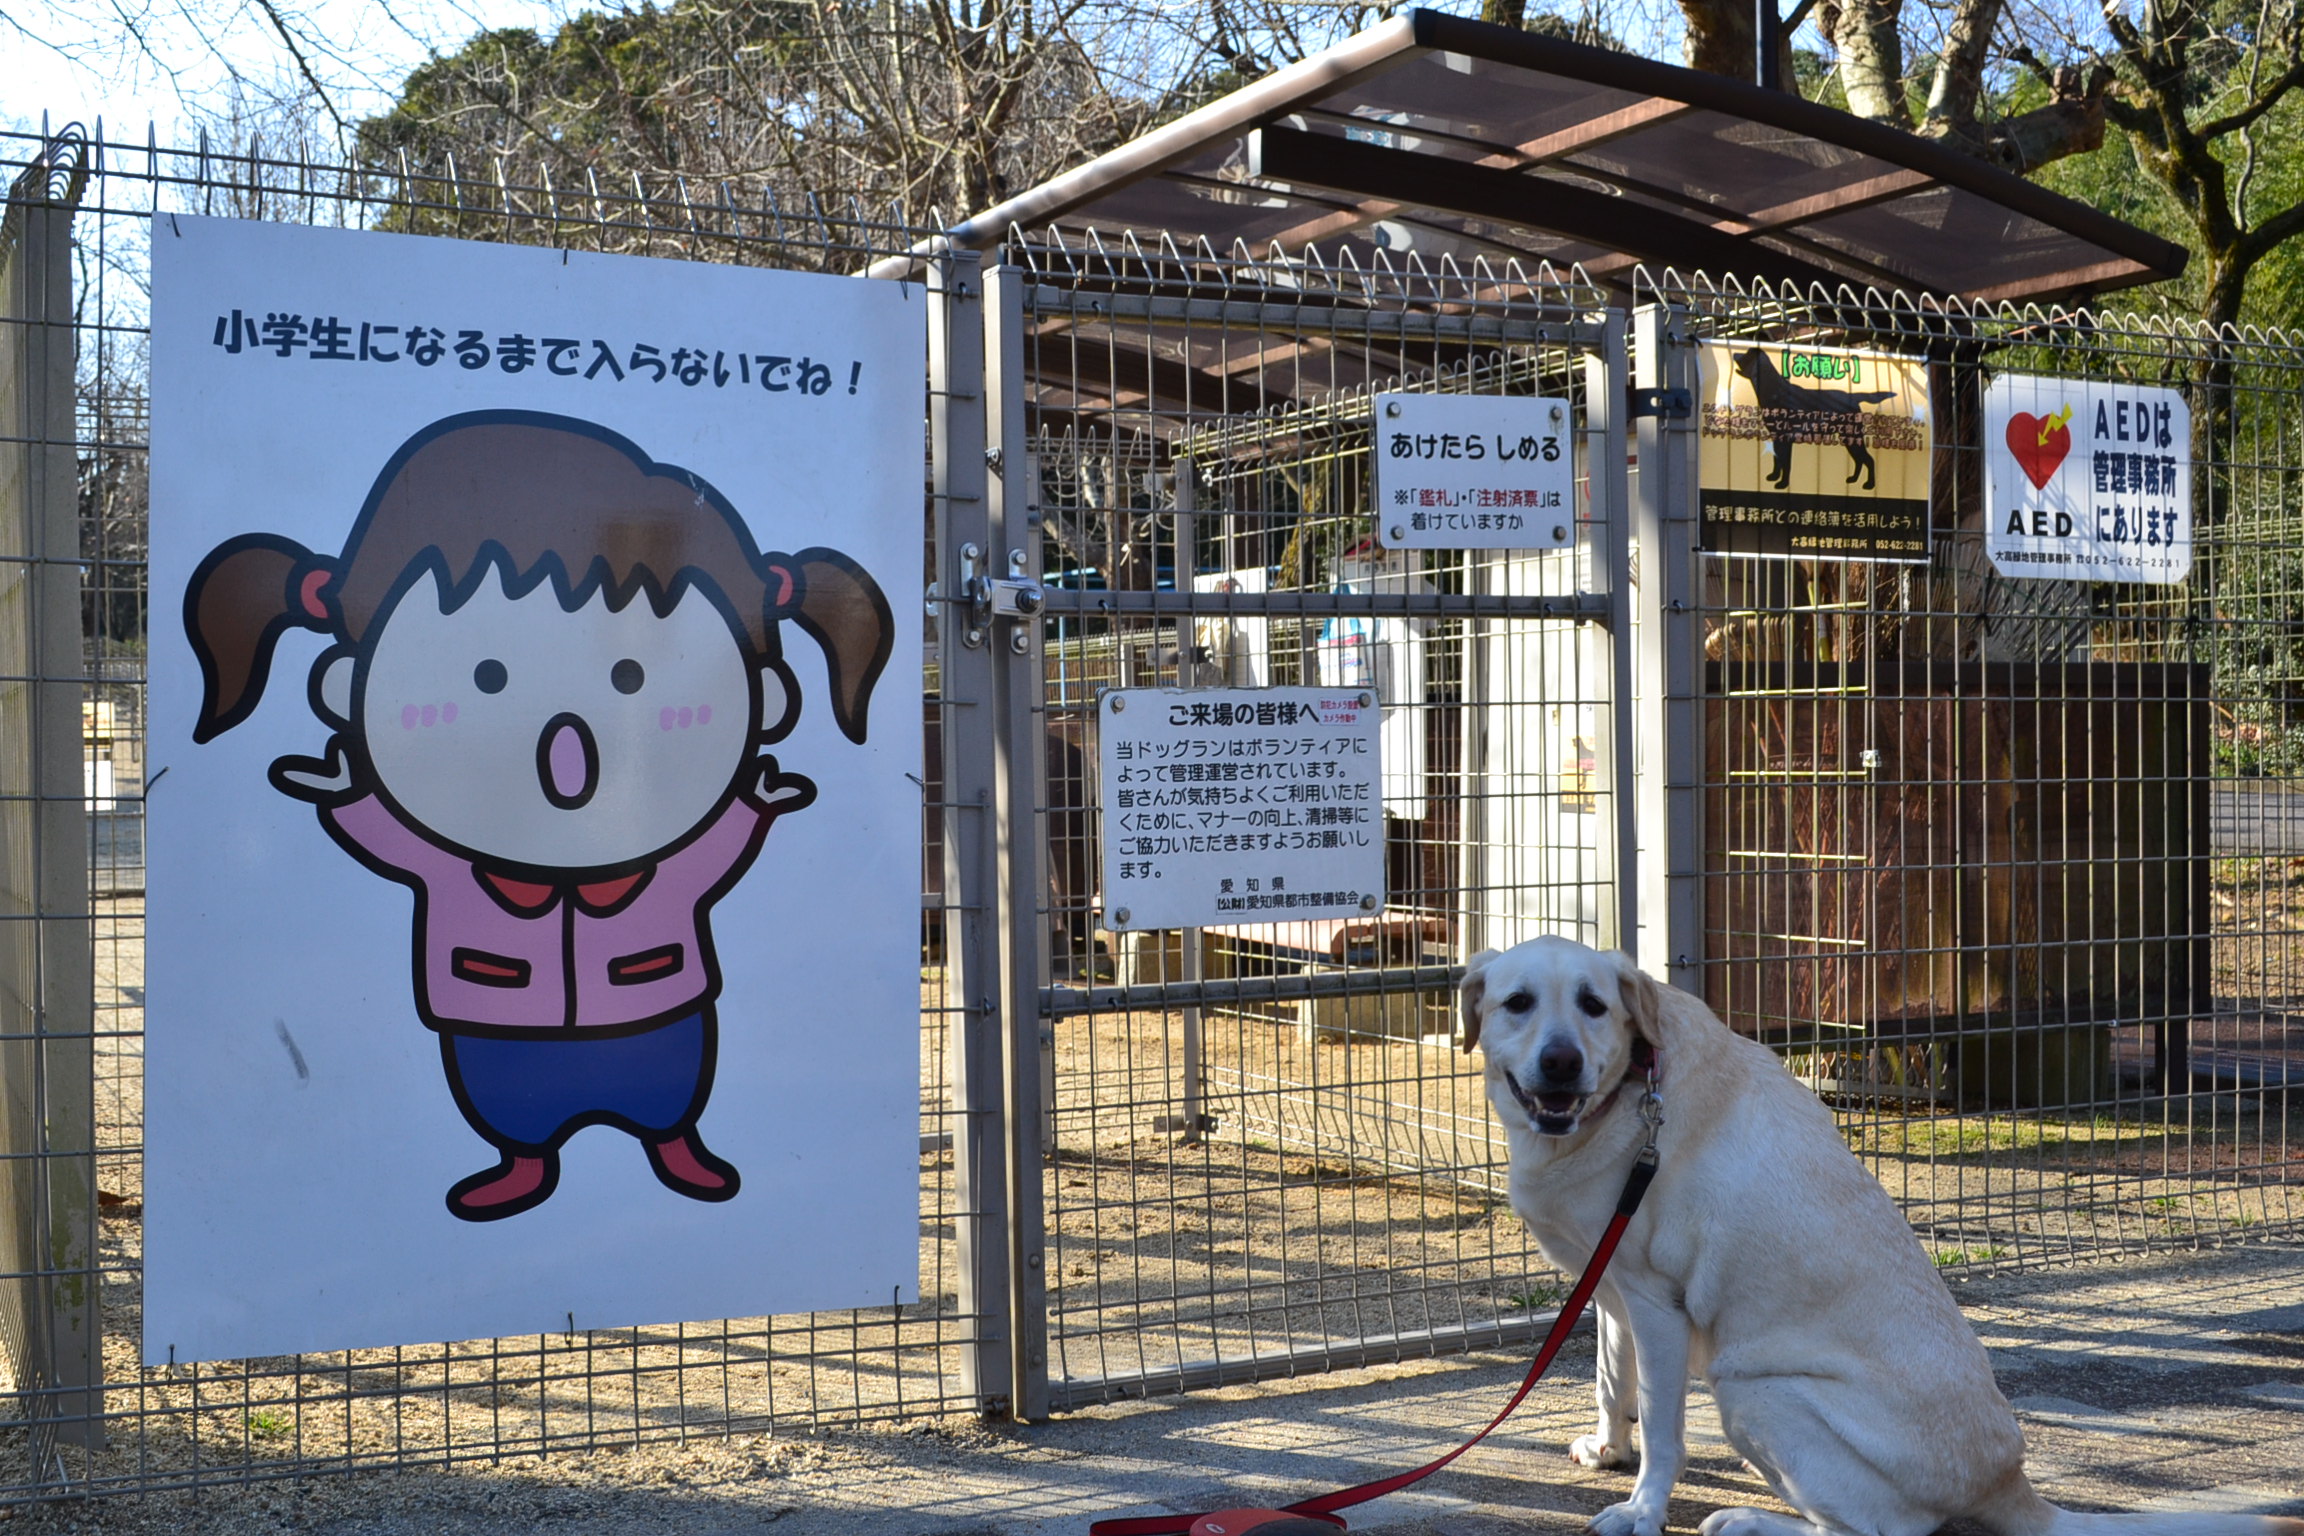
[1460,937,1660,1139]
[1731,346,1767,383]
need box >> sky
[4,0,567,143]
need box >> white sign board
[147,215,923,1363]
[1985,374,2193,583]
[1317,547,1430,821]
[1371,392,1575,551]
[1098,688,1385,931]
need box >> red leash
[1089,1131,1661,1536]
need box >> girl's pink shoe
[446,1153,557,1221]
[647,1133,741,1202]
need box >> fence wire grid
[0,122,2297,1507]
[1,123,982,1501]
[1637,271,2303,1272]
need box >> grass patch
[1507,1282,1567,1311]
[1846,1114,2164,1161]
[1931,1246,2004,1267]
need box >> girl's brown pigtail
[783,548,893,746]
[185,534,337,743]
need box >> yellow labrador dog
[1461,936,2303,1536]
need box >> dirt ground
[3,1241,2299,1535]
[27,911,2299,1509]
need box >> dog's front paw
[1570,1433,1637,1470]
[1588,1499,1665,1536]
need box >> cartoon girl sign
[149,217,919,1361]
[182,411,892,1222]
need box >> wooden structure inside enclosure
[1705,660,2208,1105]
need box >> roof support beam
[1248,126,1866,293]
[1264,97,1696,252]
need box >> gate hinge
[1627,386,1692,419]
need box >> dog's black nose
[1538,1041,1583,1085]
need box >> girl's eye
[473,659,508,694]
[611,659,645,695]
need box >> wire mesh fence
[1,118,2300,1510]
[0,122,986,1501]
[1637,271,2303,1274]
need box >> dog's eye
[1502,991,1533,1013]
[1577,988,1609,1017]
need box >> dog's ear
[1458,948,1501,1055]
[1611,951,1663,1050]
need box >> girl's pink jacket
[326,792,771,1036]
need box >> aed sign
[1984,374,2192,584]
[1370,392,1577,552]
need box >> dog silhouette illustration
[1732,347,1898,491]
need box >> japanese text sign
[1098,688,1386,931]
[1370,392,1576,551]
[1984,374,2193,584]
[146,215,924,1364]
[1697,342,1932,562]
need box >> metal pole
[1174,457,1206,1144]
[982,264,1052,1420]
[3,167,100,1455]
[1631,305,1706,993]
[928,251,1012,1417]
[1590,312,1638,957]
[1755,0,1782,89]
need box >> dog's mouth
[1502,1069,1588,1136]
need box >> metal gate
[935,234,1642,1414]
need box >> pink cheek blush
[420,704,438,728]
[696,704,712,726]
[442,701,459,724]
[401,704,419,730]
[677,706,694,729]
[659,707,677,732]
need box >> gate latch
[958,543,1044,649]
[1627,386,1692,419]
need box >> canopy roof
[900,8,2184,303]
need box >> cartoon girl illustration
[182,410,893,1222]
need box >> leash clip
[1637,1066,1663,1154]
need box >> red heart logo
[2006,410,2072,490]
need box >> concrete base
[1111,929,1225,988]
[1297,986,1454,1045]
[1954,1023,2116,1110]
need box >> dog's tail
[1980,1480,2303,1536]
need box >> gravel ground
[10,1240,2300,1536]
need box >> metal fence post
[1590,309,1638,958]
[980,264,1050,1420]
[929,250,1013,1416]
[1630,304,1704,992]
[1,152,99,1460]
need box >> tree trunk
[1831,0,1910,126]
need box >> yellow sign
[1696,343,1932,562]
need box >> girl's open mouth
[538,712,600,810]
